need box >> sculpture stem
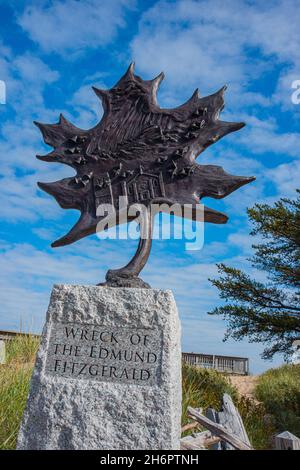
[102,205,153,288]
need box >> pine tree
[209,190,300,359]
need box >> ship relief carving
[93,166,165,211]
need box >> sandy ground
[229,375,259,400]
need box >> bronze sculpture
[36,63,255,287]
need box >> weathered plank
[180,439,206,450]
[206,407,222,450]
[218,393,251,450]
[181,421,199,433]
[187,406,253,450]
[181,431,209,450]
[275,431,300,450]
[181,407,203,433]
[180,430,220,450]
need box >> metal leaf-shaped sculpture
[36,63,255,287]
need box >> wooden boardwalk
[182,352,249,375]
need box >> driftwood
[181,421,199,433]
[180,433,206,450]
[180,430,220,450]
[183,393,299,451]
[181,407,203,433]
[206,407,222,450]
[181,393,252,450]
[207,393,251,450]
[187,406,253,450]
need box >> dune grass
[255,364,300,438]
[236,395,276,449]
[0,334,39,450]
[182,363,238,427]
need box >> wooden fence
[182,352,249,375]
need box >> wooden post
[0,340,5,364]
[206,394,251,450]
[218,393,251,450]
[275,431,300,450]
[206,408,221,450]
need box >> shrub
[182,363,238,429]
[237,396,276,449]
[255,364,300,437]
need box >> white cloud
[14,54,58,84]
[0,45,60,113]
[131,0,248,93]
[18,0,136,54]
[267,160,300,196]
[210,112,300,159]
[241,130,300,159]
[130,0,300,107]
[231,114,300,158]
[0,43,77,222]
[67,79,105,129]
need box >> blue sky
[0,0,299,373]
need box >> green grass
[182,363,237,428]
[255,364,300,437]
[0,335,39,450]
[236,395,276,449]
[5,334,40,365]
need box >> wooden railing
[0,330,40,341]
[182,352,249,375]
